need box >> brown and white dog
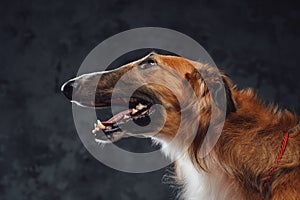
[62,53,300,200]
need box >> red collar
[262,124,300,195]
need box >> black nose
[61,80,77,100]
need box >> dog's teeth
[97,120,106,129]
[136,103,147,110]
[124,114,130,119]
[92,129,97,134]
[132,108,138,114]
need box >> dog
[62,53,300,200]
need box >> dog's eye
[139,59,157,70]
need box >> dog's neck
[153,89,299,200]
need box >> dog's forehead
[126,53,196,75]
[154,54,195,73]
[127,52,156,65]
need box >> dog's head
[62,53,236,146]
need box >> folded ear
[185,68,202,97]
[222,74,236,114]
[185,67,236,116]
[212,74,236,115]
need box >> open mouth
[92,97,155,143]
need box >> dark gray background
[0,0,299,200]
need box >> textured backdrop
[0,0,299,200]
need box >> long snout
[61,72,112,107]
[61,79,79,100]
[61,65,135,107]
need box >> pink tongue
[102,109,132,125]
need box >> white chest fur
[154,139,242,200]
[175,158,242,200]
